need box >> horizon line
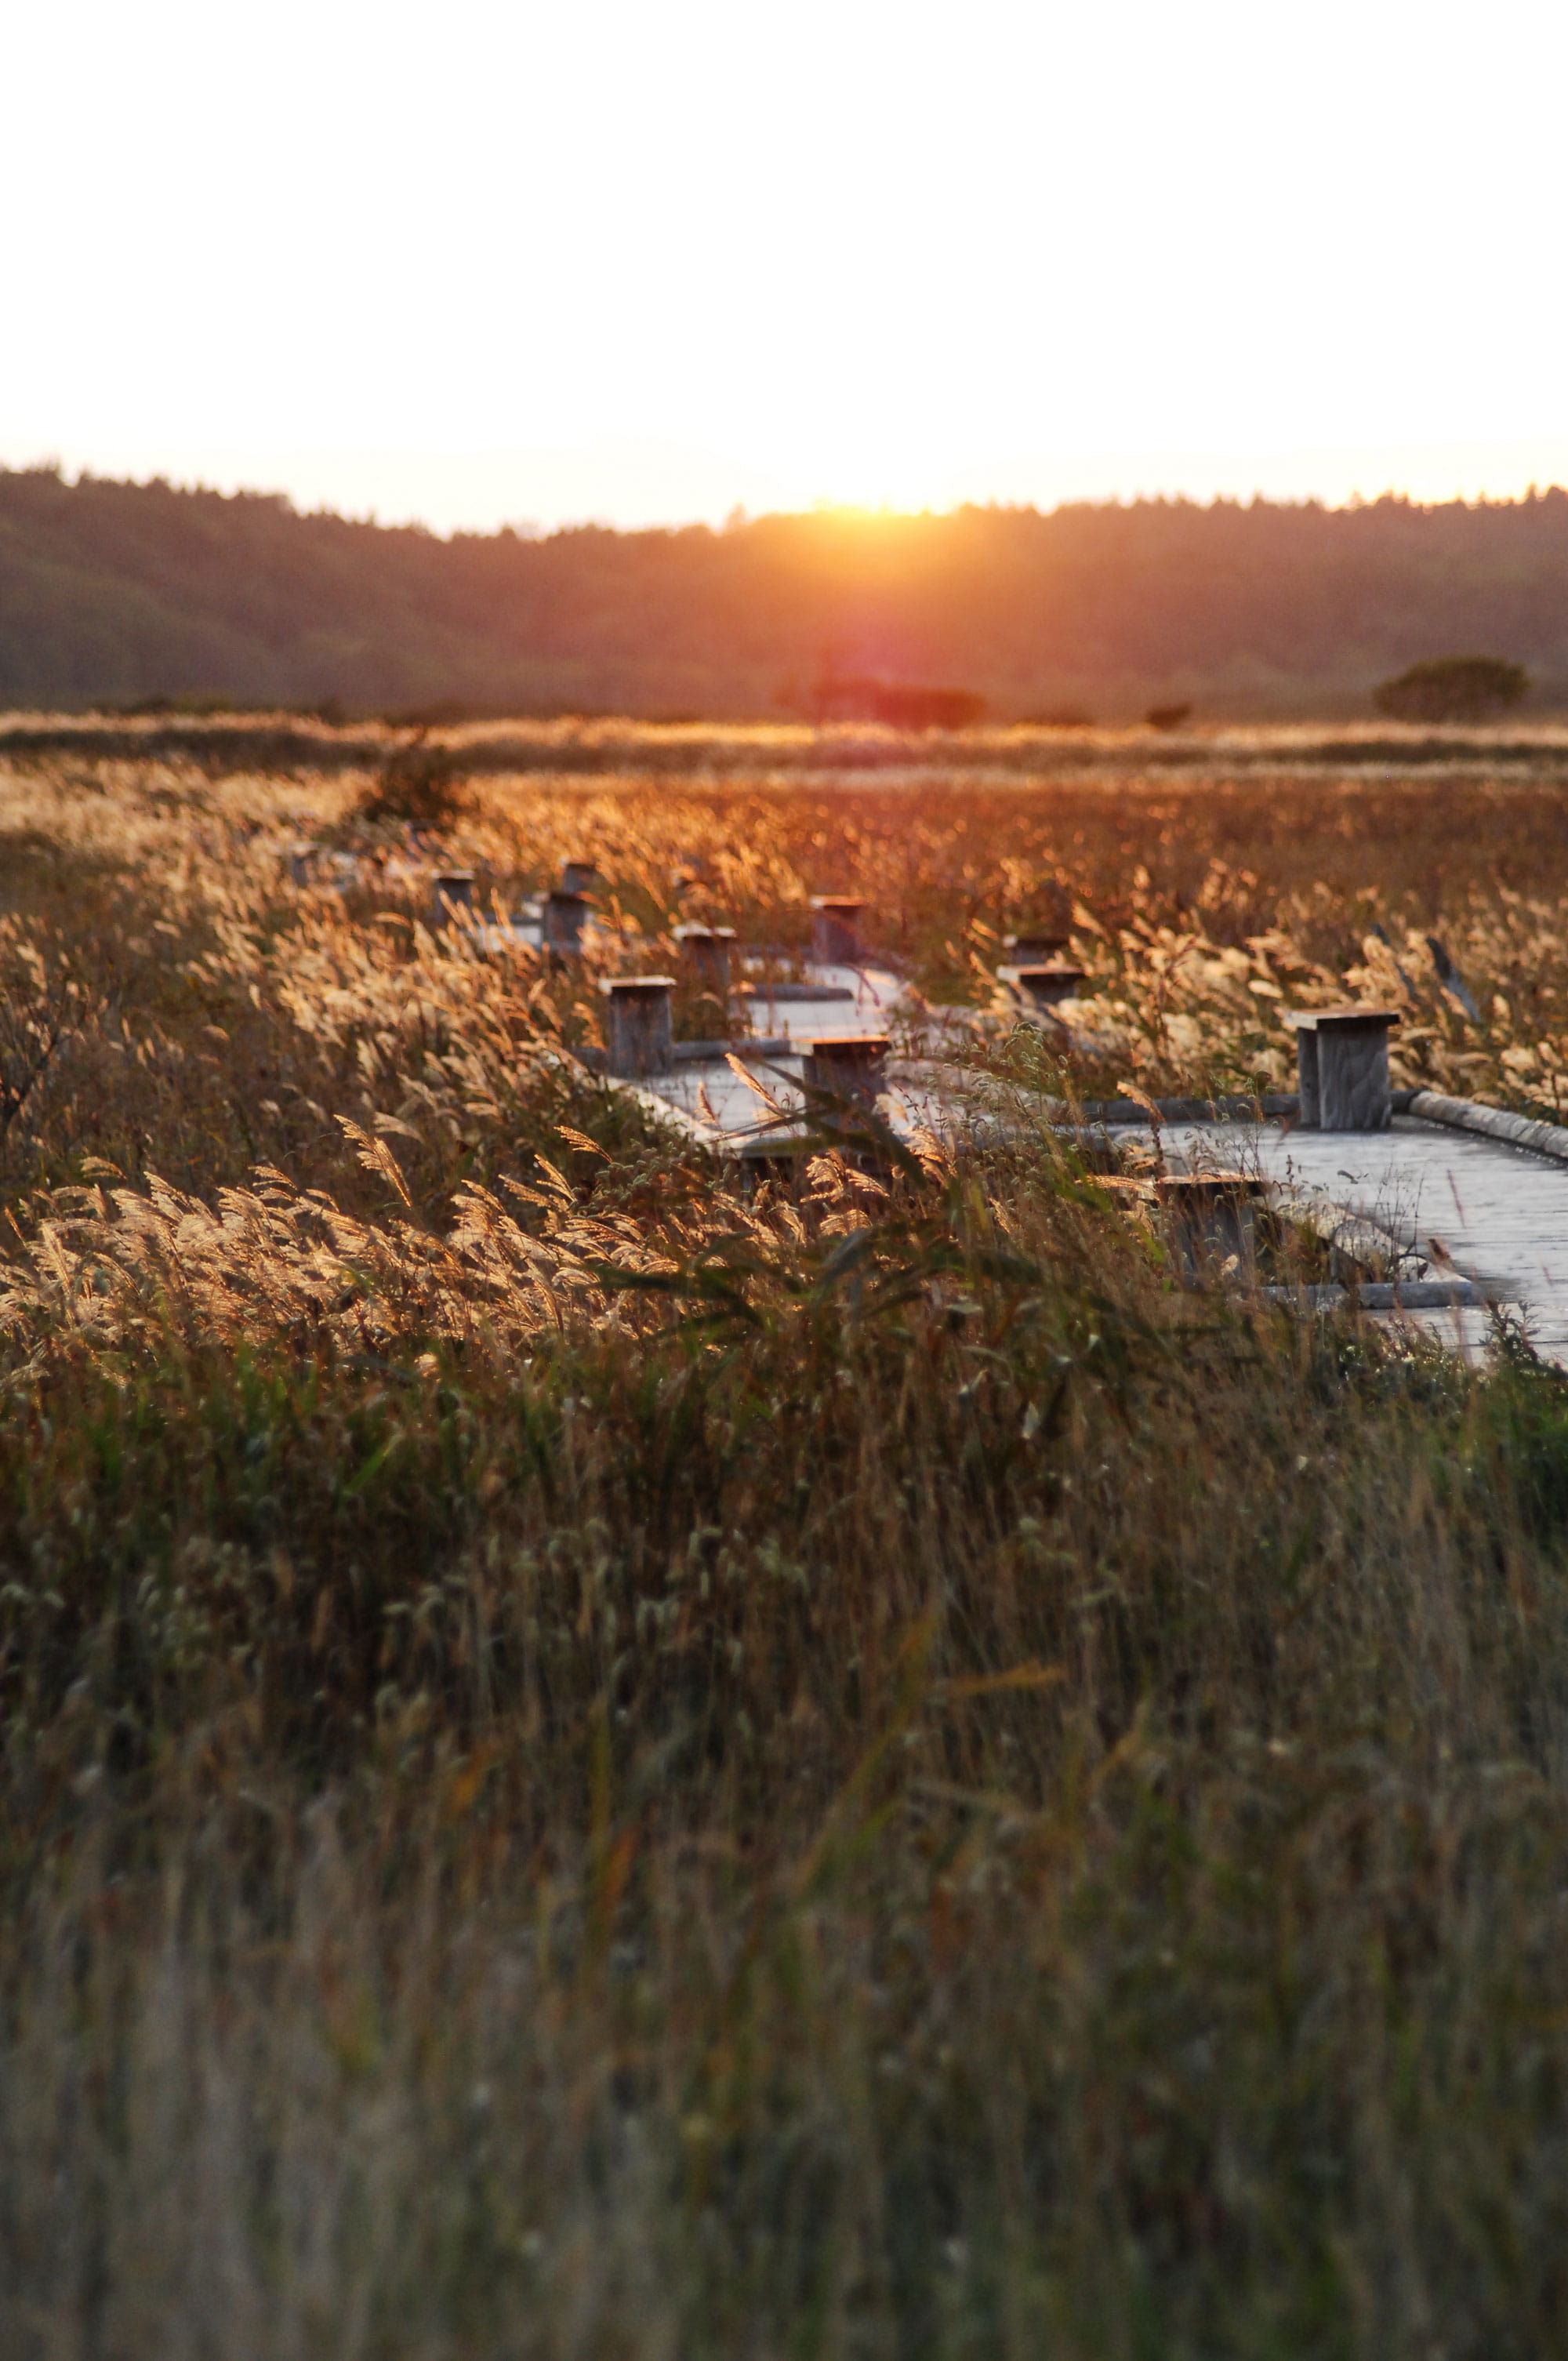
[8,456,1568,543]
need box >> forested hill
[5,464,1568,719]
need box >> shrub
[811,674,987,729]
[1374,655,1530,723]
[352,733,470,828]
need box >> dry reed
[1,742,1567,2357]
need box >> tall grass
[4,743,1568,2355]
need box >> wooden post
[1294,1027,1321,1127]
[804,1033,889,1106]
[673,924,735,999]
[561,859,601,896]
[431,870,476,925]
[1156,1175,1264,1280]
[1284,1008,1400,1131]
[543,889,592,956]
[601,977,676,1076]
[1000,962,1085,1014]
[1104,1171,1266,1282]
[811,898,865,965]
[1003,932,1069,963]
[285,843,318,886]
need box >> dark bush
[352,734,470,828]
[1374,655,1529,723]
[811,674,987,729]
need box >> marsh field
[9,716,1568,2357]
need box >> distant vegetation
[1374,653,1530,723]
[802,673,989,728]
[350,732,471,829]
[0,463,1565,717]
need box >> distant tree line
[0,464,1564,719]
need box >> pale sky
[4,0,1565,532]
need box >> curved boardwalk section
[1162,1110,1568,1363]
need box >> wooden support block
[285,842,318,887]
[811,898,865,964]
[1000,963,1085,1014]
[1155,1175,1265,1280]
[1105,1171,1267,1282]
[1294,1026,1321,1126]
[431,870,476,925]
[804,1033,889,1106]
[673,924,735,998]
[601,977,676,1076]
[1285,1008,1400,1131]
[560,859,601,895]
[737,983,854,1004]
[1320,1021,1393,1131]
[543,889,592,955]
[1003,932,1069,963]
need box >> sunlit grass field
[6,725,1568,2357]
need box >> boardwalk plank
[1158,1113,1568,1361]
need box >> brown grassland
[5,722,1568,2357]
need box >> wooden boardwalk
[612,965,969,1155]
[623,1047,956,1160]
[1159,1113,1568,1363]
[735,961,905,1042]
